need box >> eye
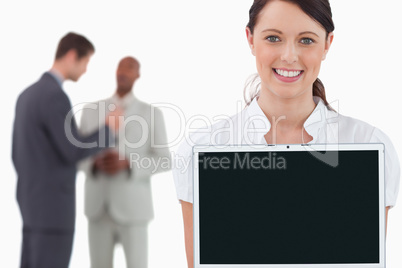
[300,38,314,45]
[266,36,280,43]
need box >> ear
[64,49,79,63]
[246,27,256,56]
[322,32,334,61]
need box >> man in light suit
[80,56,171,268]
[12,32,121,268]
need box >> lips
[274,68,302,77]
[272,68,303,82]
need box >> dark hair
[245,0,335,107]
[55,32,95,60]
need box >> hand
[93,150,129,175]
[105,106,124,132]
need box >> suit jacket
[12,72,113,230]
[79,94,171,224]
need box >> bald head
[116,56,140,97]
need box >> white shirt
[110,91,136,110]
[172,97,400,207]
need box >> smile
[273,68,304,83]
[273,68,303,78]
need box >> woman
[172,0,400,267]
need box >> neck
[116,88,132,98]
[257,89,316,132]
[51,61,68,80]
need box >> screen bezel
[193,143,385,268]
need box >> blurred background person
[80,56,171,268]
[12,32,121,268]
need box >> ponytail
[243,74,261,107]
[312,78,331,108]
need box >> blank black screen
[198,151,380,264]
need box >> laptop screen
[194,145,384,267]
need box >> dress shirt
[110,92,135,110]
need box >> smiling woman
[172,0,400,268]
[245,0,334,107]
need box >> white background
[1,0,401,267]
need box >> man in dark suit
[12,32,121,268]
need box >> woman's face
[246,0,334,99]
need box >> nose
[281,42,298,64]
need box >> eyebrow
[262,29,319,37]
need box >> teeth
[275,69,301,77]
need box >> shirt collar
[245,97,271,144]
[110,91,136,109]
[48,69,65,87]
[245,96,329,144]
[303,96,328,143]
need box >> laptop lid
[193,143,385,268]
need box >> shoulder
[336,113,376,142]
[336,112,396,151]
[17,73,67,113]
[124,98,151,115]
[37,73,68,105]
[37,73,63,94]
[137,98,150,108]
[128,99,169,122]
[18,73,58,98]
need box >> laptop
[193,143,385,268]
